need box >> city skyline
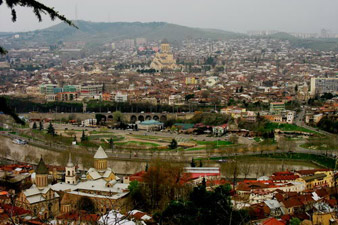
[0,0,338,34]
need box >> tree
[290,218,301,225]
[239,86,244,93]
[229,134,239,144]
[32,122,37,129]
[0,0,76,55]
[128,180,144,208]
[39,121,43,130]
[113,111,124,123]
[0,97,25,125]
[191,158,196,167]
[109,137,114,149]
[140,159,186,211]
[240,163,252,179]
[158,184,249,225]
[81,130,88,142]
[169,139,178,149]
[294,84,298,93]
[199,160,203,167]
[47,122,55,136]
[201,177,206,187]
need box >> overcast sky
[0,0,337,33]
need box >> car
[12,139,27,145]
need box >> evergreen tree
[294,84,298,92]
[32,122,37,129]
[191,158,196,167]
[39,121,43,130]
[47,122,55,136]
[202,177,206,187]
[145,163,149,172]
[169,139,178,149]
[239,86,243,93]
[81,130,88,142]
[199,160,203,167]
[109,137,114,149]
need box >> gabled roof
[94,146,108,159]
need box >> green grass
[254,137,261,142]
[114,141,160,147]
[0,127,9,131]
[300,142,338,151]
[265,123,316,133]
[131,134,172,142]
[211,153,336,169]
[88,135,124,141]
[196,140,233,146]
[186,147,206,151]
[89,130,110,134]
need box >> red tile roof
[263,218,285,225]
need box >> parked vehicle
[12,139,27,145]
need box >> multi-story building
[40,84,58,95]
[80,84,103,96]
[310,77,338,96]
[270,102,285,113]
[114,92,128,102]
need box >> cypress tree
[47,122,55,136]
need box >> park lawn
[89,135,124,141]
[130,134,172,142]
[212,153,335,169]
[300,142,338,151]
[114,141,160,147]
[264,123,316,134]
[89,130,110,134]
[196,140,233,146]
[186,146,206,151]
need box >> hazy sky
[0,0,337,33]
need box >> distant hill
[266,32,338,52]
[17,20,244,45]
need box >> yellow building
[313,212,338,225]
[150,42,178,71]
[86,146,116,181]
[296,171,334,190]
[185,77,199,85]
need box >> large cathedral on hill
[150,41,179,71]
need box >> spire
[67,152,74,167]
[36,157,49,175]
[94,146,108,159]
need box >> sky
[0,0,337,34]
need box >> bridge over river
[20,112,195,123]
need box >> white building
[115,92,128,102]
[310,77,338,96]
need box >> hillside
[17,20,243,45]
[267,32,338,52]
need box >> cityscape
[0,1,337,225]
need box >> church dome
[94,146,108,159]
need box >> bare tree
[240,163,252,179]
